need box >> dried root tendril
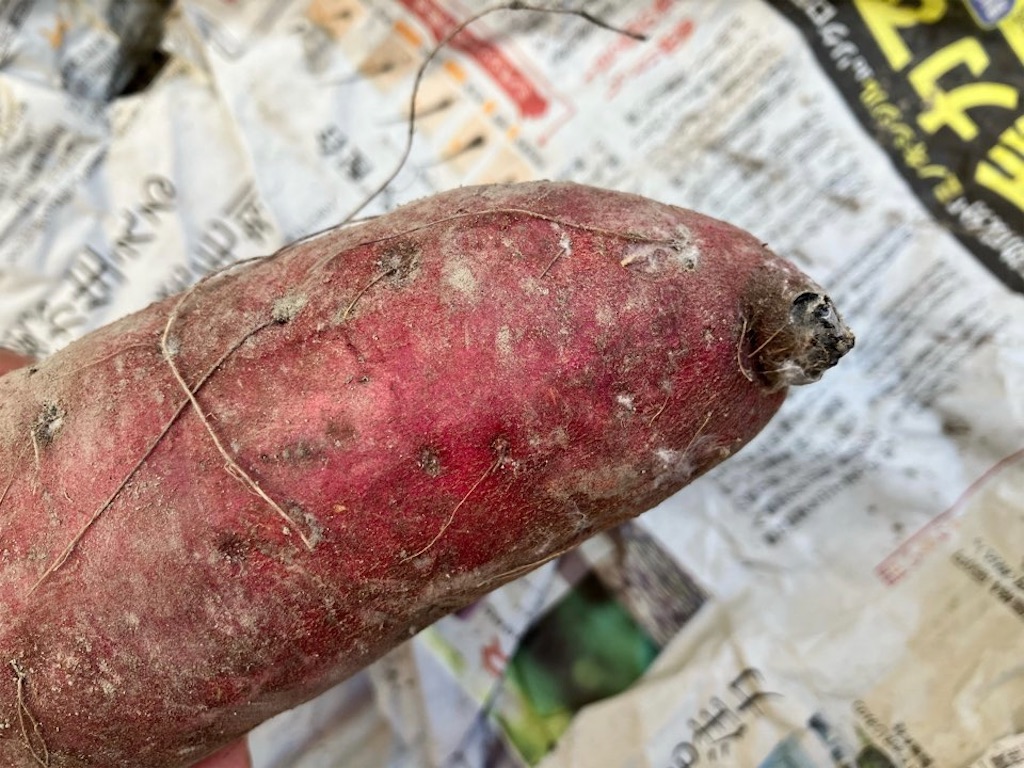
[338,267,400,323]
[0,476,11,509]
[30,286,312,593]
[10,661,49,767]
[160,294,317,551]
[401,444,508,563]
[0,447,25,513]
[340,1,644,226]
[682,411,713,457]
[539,237,570,278]
[646,397,670,426]
[737,315,755,383]
[29,4,643,585]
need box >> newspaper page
[1,1,1023,767]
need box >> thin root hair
[400,448,506,563]
[30,298,310,593]
[159,292,317,550]
[10,661,49,767]
[337,1,643,226]
[737,316,755,382]
[339,267,400,323]
[309,205,684,278]
[27,3,646,589]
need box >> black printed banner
[771,0,1024,293]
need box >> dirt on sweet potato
[0,181,852,767]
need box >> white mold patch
[496,325,514,360]
[556,226,573,258]
[34,403,66,446]
[654,447,697,485]
[272,293,308,323]
[164,335,181,357]
[520,276,550,296]
[443,258,478,299]
[595,304,616,328]
[620,225,700,273]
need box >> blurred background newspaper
[2,1,1024,766]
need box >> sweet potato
[0,181,852,767]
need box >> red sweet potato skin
[0,182,821,766]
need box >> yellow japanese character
[910,38,1019,141]
[854,0,948,71]
[976,117,1024,211]
[934,173,964,204]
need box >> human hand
[0,348,32,374]
[0,348,253,767]
[193,739,252,768]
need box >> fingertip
[194,739,252,768]
[0,348,33,376]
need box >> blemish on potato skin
[519,276,550,297]
[216,532,248,564]
[163,336,181,357]
[33,403,66,447]
[549,427,570,447]
[595,304,616,327]
[377,239,421,285]
[326,421,357,447]
[443,258,478,299]
[258,440,323,465]
[417,447,443,477]
[282,442,316,463]
[283,503,324,548]
[491,436,511,462]
[619,232,700,273]
[272,294,308,324]
[333,239,423,325]
[495,325,516,361]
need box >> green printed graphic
[494,573,659,765]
